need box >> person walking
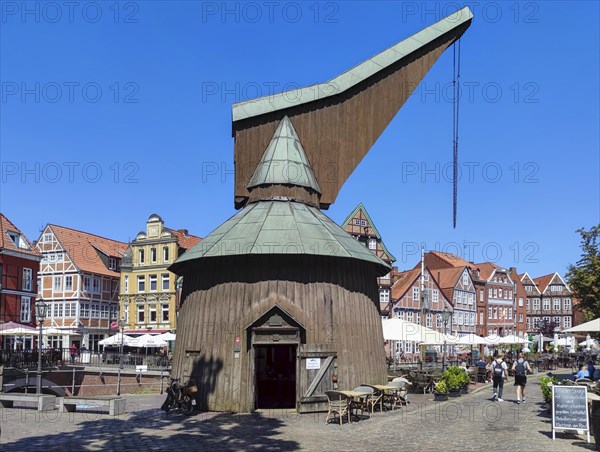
[70,343,78,365]
[512,352,532,404]
[491,353,508,401]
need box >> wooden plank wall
[232,25,469,209]
[171,255,387,412]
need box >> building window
[479,311,483,324]
[468,293,473,305]
[542,299,550,310]
[162,304,169,322]
[554,316,561,328]
[137,304,145,323]
[518,297,523,307]
[22,268,33,291]
[84,276,92,293]
[509,290,513,299]
[553,298,560,311]
[53,276,62,292]
[499,288,503,299]
[526,285,533,292]
[519,313,524,323]
[480,289,484,301]
[533,298,540,310]
[138,276,145,292]
[564,316,572,329]
[407,311,414,323]
[149,304,157,323]
[462,272,468,286]
[526,318,530,329]
[55,303,64,318]
[488,288,492,298]
[64,276,73,291]
[488,307,492,319]
[139,249,145,264]
[81,303,90,318]
[412,287,419,301]
[149,274,157,291]
[379,289,390,304]
[368,238,376,250]
[151,247,157,263]
[65,302,76,317]
[20,297,31,323]
[360,220,367,227]
[426,313,432,328]
[550,285,562,292]
[91,303,99,318]
[101,305,109,319]
[432,289,438,303]
[493,288,498,298]
[508,308,513,319]
[124,275,129,293]
[353,219,361,225]
[493,307,498,319]
[109,257,117,270]
[564,299,571,311]
[162,273,169,291]
[92,278,100,294]
[163,246,169,262]
[43,233,52,242]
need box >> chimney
[178,229,189,237]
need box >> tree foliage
[566,225,600,319]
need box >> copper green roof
[232,7,473,122]
[247,116,321,194]
[170,200,390,275]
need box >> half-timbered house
[524,272,574,333]
[36,225,127,351]
[341,203,396,315]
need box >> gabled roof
[474,262,501,281]
[45,225,128,277]
[533,272,570,293]
[520,272,541,294]
[341,203,396,263]
[247,116,321,194]
[424,251,472,269]
[232,7,473,122]
[434,266,467,302]
[170,229,202,251]
[170,200,390,275]
[0,213,40,258]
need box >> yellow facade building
[119,214,201,333]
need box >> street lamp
[442,307,451,370]
[116,299,129,396]
[35,298,48,394]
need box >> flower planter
[448,389,461,398]
[460,385,469,395]
[433,392,449,402]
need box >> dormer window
[7,231,29,250]
[109,257,118,270]
[368,238,377,250]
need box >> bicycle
[161,377,197,415]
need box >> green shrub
[540,376,558,403]
[434,380,448,394]
[442,366,469,390]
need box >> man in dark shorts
[512,352,532,404]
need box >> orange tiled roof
[435,266,465,289]
[170,229,202,250]
[391,268,420,300]
[427,251,472,268]
[0,213,40,258]
[473,262,501,281]
[48,224,128,277]
[532,273,556,293]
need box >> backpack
[493,361,504,377]
[515,360,526,376]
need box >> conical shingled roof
[169,200,390,276]
[247,116,321,194]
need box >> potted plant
[540,376,558,411]
[443,367,462,397]
[433,380,449,401]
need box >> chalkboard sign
[552,385,590,442]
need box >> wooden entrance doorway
[255,344,297,409]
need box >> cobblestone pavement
[0,375,596,451]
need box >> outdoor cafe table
[337,390,371,421]
[372,384,404,411]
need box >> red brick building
[0,213,41,349]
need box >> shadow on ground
[1,407,300,451]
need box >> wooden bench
[59,396,126,416]
[0,393,57,411]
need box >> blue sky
[1,1,599,278]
